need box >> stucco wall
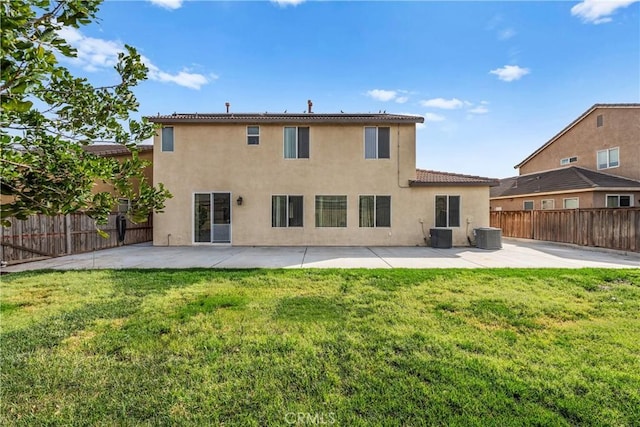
[91,149,154,196]
[152,123,490,246]
[519,107,640,180]
[490,190,640,211]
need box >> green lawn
[2,269,639,426]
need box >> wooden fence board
[1,213,152,264]
[491,208,640,252]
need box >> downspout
[397,123,409,188]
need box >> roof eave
[513,103,640,169]
[409,181,499,187]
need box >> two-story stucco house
[491,104,640,211]
[147,111,498,247]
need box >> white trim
[283,126,310,159]
[563,197,579,209]
[192,191,233,245]
[363,126,391,160]
[597,147,620,170]
[247,125,260,145]
[605,193,634,208]
[541,199,555,210]
[161,126,174,152]
[434,194,461,228]
[271,194,304,228]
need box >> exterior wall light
[237,196,243,206]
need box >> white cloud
[419,98,465,109]
[395,96,409,104]
[424,113,446,122]
[489,65,530,82]
[367,89,397,102]
[148,0,183,10]
[57,27,211,90]
[498,28,516,40]
[571,0,639,24]
[271,0,306,6]
[468,106,489,114]
[145,61,213,90]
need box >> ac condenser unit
[430,228,452,249]
[475,227,502,250]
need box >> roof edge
[514,103,640,169]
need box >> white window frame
[364,127,391,159]
[523,200,534,210]
[596,114,603,127]
[358,195,392,228]
[606,194,634,208]
[563,198,579,209]
[271,195,304,227]
[247,126,260,145]
[541,199,555,210]
[161,127,174,152]
[283,126,310,159]
[597,147,619,170]
[435,195,461,228]
[560,156,577,166]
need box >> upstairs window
[247,126,260,145]
[597,147,619,169]
[596,114,603,127]
[435,195,460,228]
[272,195,303,227]
[161,127,174,152]
[284,127,309,159]
[359,195,391,227]
[560,156,577,166]
[364,127,390,159]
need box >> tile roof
[410,169,499,187]
[514,103,640,169]
[490,166,640,198]
[146,112,424,124]
[83,144,153,157]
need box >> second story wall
[153,122,417,195]
[519,106,640,180]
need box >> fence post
[65,214,72,255]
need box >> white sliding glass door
[194,192,231,243]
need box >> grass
[1,268,639,426]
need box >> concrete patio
[2,238,638,272]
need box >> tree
[0,0,171,228]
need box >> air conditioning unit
[475,227,502,250]
[430,228,452,249]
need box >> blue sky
[61,0,639,178]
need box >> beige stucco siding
[152,123,490,246]
[519,108,640,180]
[490,190,640,211]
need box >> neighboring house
[84,144,154,196]
[490,166,640,211]
[147,111,498,246]
[0,144,153,209]
[491,104,640,210]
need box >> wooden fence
[490,208,640,252]
[1,213,152,264]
